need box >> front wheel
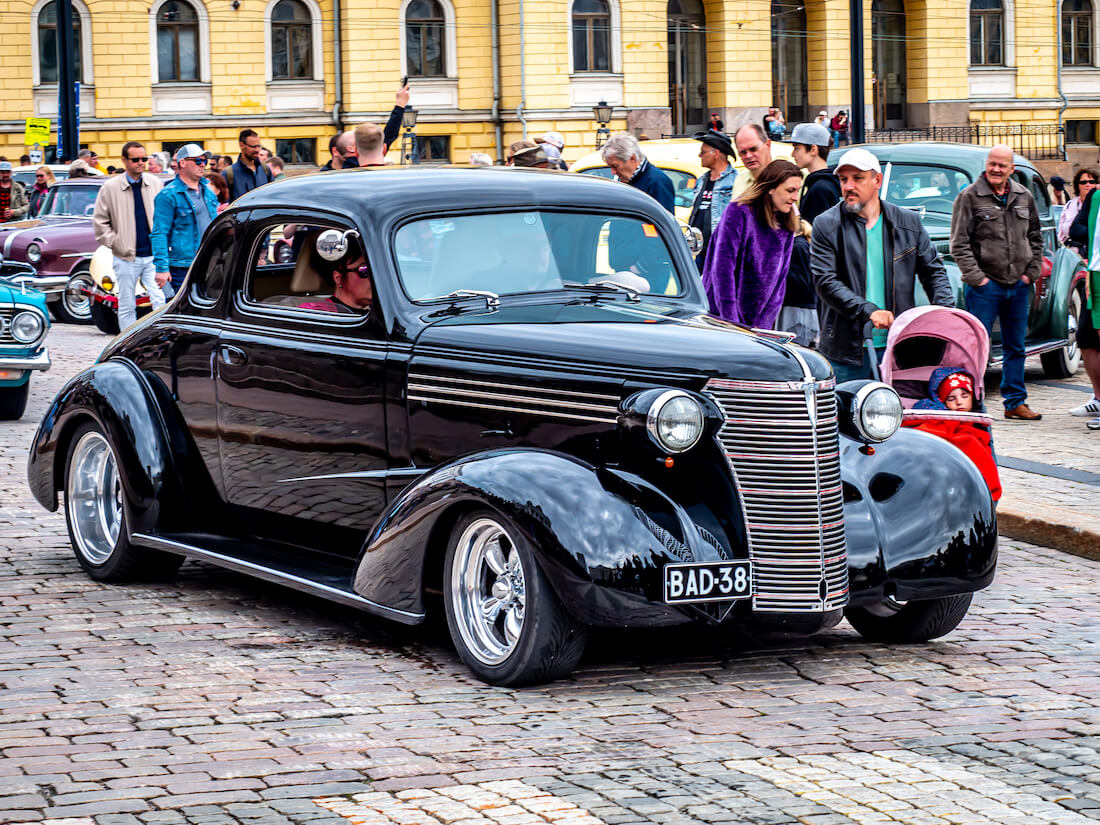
[0,381,30,420]
[91,300,121,335]
[64,422,183,581]
[444,510,587,686]
[845,592,974,643]
[1041,286,1084,378]
[51,268,95,324]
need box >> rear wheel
[64,422,182,581]
[91,301,121,335]
[444,510,587,686]
[845,592,973,643]
[0,381,30,420]
[1041,286,1084,378]
[51,267,95,324]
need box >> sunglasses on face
[127,156,148,162]
[187,157,208,166]
[35,174,46,179]
[1080,179,1097,185]
[346,263,371,278]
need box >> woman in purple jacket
[701,159,802,329]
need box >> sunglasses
[350,264,372,278]
[186,157,208,166]
[1080,179,1097,185]
[35,174,46,178]
[127,155,148,162]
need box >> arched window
[970,0,1003,65]
[271,0,312,79]
[37,0,82,84]
[405,0,445,77]
[157,0,200,82]
[573,0,611,73]
[1063,0,1094,65]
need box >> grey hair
[601,133,643,165]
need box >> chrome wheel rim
[450,517,527,666]
[66,431,123,565]
[1065,290,1082,365]
[64,272,94,320]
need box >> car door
[214,209,389,557]
[1013,167,1054,335]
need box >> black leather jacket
[810,199,954,366]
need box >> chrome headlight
[646,390,704,453]
[852,382,903,442]
[26,242,43,263]
[11,310,45,343]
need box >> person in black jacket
[789,122,841,224]
[810,148,954,381]
[600,133,675,214]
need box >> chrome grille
[408,372,620,424]
[705,378,848,613]
[0,308,19,345]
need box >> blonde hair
[36,166,56,186]
[354,122,384,156]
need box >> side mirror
[315,228,360,261]
[680,223,703,255]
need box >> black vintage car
[27,168,997,685]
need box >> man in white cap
[810,147,953,381]
[151,143,220,296]
[535,132,568,170]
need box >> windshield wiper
[421,289,500,309]
[562,279,641,302]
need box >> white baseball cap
[833,147,882,175]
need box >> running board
[989,338,1068,368]
[130,532,425,625]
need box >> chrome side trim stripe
[130,532,424,625]
[407,393,618,423]
[420,373,619,402]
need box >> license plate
[664,561,752,604]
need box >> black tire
[845,592,974,643]
[0,381,30,420]
[1041,286,1084,378]
[91,301,121,335]
[51,268,95,324]
[443,509,587,686]
[64,421,183,582]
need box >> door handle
[218,344,248,367]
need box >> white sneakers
[1069,398,1100,417]
[1089,417,1100,431]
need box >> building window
[271,0,312,79]
[405,0,445,77]
[572,0,611,72]
[157,0,200,82]
[970,0,1004,65]
[276,138,315,164]
[37,1,83,84]
[1063,0,1093,66]
[1066,120,1098,144]
[414,136,451,163]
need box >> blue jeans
[830,346,885,383]
[966,279,1030,410]
[114,255,164,330]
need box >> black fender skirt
[840,427,998,607]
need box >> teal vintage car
[0,261,51,419]
[830,142,1086,378]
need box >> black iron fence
[865,124,1063,161]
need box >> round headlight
[26,242,42,263]
[647,390,704,453]
[853,383,903,442]
[101,275,115,292]
[11,310,45,343]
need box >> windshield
[579,166,698,210]
[883,163,972,215]
[395,210,683,301]
[40,184,100,217]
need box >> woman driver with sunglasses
[300,246,373,314]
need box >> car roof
[836,142,1037,177]
[12,164,74,173]
[52,176,106,186]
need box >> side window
[1029,174,1051,217]
[191,223,236,303]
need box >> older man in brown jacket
[92,141,165,329]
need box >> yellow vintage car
[569,137,793,222]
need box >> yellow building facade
[0,0,1096,167]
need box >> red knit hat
[938,371,974,403]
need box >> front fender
[353,449,720,626]
[26,358,176,534]
[841,427,998,607]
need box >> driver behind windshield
[299,240,373,314]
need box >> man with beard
[810,148,953,381]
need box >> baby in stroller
[879,306,1002,503]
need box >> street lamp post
[593,100,612,149]
[401,106,418,165]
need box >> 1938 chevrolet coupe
[27,168,997,685]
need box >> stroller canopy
[882,306,990,408]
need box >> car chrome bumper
[8,274,71,295]
[0,348,50,371]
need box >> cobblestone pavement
[1,325,1098,825]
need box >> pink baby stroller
[878,306,1001,501]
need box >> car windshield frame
[392,207,687,305]
[578,165,699,211]
[39,183,101,218]
[881,161,973,216]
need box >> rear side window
[190,224,235,304]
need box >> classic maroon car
[0,178,105,324]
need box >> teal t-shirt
[864,217,887,347]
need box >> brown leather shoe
[1005,404,1042,421]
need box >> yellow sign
[24,118,50,147]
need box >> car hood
[0,278,49,310]
[0,216,87,246]
[920,211,952,240]
[414,300,832,385]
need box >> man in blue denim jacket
[688,129,737,267]
[152,143,219,294]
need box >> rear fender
[27,359,176,534]
[1046,248,1088,340]
[353,449,721,625]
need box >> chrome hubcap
[450,518,526,665]
[66,431,122,564]
[65,273,93,318]
[1066,292,1081,363]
